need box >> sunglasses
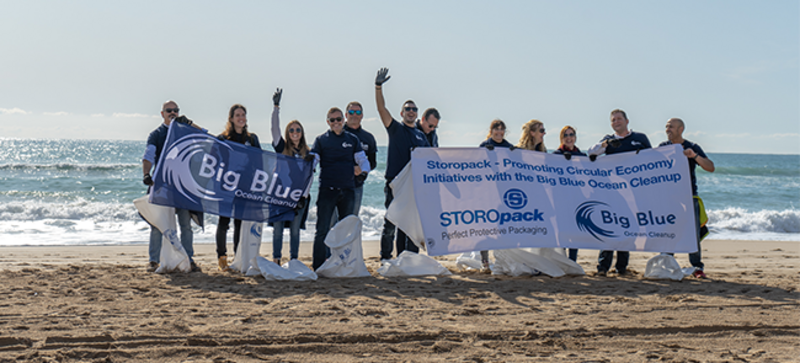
[404,107,418,112]
[347,110,362,115]
[537,128,546,133]
[328,117,343,123]
[288,128,302,134]
[164,108,179,113]
[564,133,575,137]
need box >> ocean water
[0,138,798,246]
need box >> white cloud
[91,113,106,117]
[362,117,379,123]
[760,133,800,139]
[0,107,29,115]
[716,133,750,138]
[683,131,708,138]
[112,112,159,118]
[43,111,70,116]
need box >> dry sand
[0,239,797,362]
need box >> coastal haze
[0,1,797,155]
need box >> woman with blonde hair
[517,119,547,152]
[269,89,312,265]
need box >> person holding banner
[659,117,715,279]
[518,119,547,152]
[374,67,430,261]
[142,100,205,273]
[477,119,514,272]
[552,125,587,262]
[270,89,313,265]
[310,107,371,270]
[416,108,440,148]
[587,109,652,276]
[215,103,262,271]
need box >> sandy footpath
[0,239,797,362]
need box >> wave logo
[503,189,527,210]
[160,134,230,203]
[250,223,261,238]
[575,201,616,242]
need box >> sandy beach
[0,239,797,362]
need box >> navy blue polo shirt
[311,129,363,189]
[599,131,652,155]
[659,140,707,196]
[385,119,429,181]
[344,124,378,187]
[479,138,513,148]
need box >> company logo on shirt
[342,141,353,148]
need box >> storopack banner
[408,145,696,256]
[149,122,314,222]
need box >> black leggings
[216,217,242,258]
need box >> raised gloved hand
[273,88,283,106]
[173,115,193,126]
[375,68,391,86]
[143,174,154,186]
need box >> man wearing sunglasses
[142,100,205,273]
[343,101,377,216]
[416,108,440,148]
[310,107,371,270]
[587,109,652,277]
[374,68,430,260]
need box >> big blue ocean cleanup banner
[149,122,314,222]
[406,145,696,256]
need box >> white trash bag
[493,248,584,277]
[247,257,318,281]
[229,220,262,274]
[455,251,484,271]
[133,196,190,273]
[316,215,371,278]
[644,254,684,281]
[378,251,452,277]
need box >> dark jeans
[568,248,578,262]
[597,250,629,274]
[667,198,704,270]
[216,217,242,258]
[313,186,355,270]
[380,181,418,260]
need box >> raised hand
[273,88,283,107]
[375,68,391,86]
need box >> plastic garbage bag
[644,254,684,281]
[133,196,190,273]
[247,256,318,281]
[455,251,484,271]
[229,220,262,274]
[385,164,425,250]
[493,248,584,277]
[377,251,452,277]
[316,215,371,278]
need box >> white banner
[407,145,696,256]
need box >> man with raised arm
[587,109,652,277]
[660,117,715,279]
[310,107,371,270]
[142,100,205,273]
[374,68,429,260]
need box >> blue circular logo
[503,189,527,210]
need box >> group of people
[141,67,715,279]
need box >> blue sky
[1,0,797,154]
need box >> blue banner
[149,122,314,222]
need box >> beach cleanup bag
[644,254,684,281]
[247,257,318,281]
[229,220,262,274]
[493,248,584,277]
[455,251,484,271]
[133,196,190,273]
[316,215,371,278]
[377,250,452,277]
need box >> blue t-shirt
[385,119,429,181]
[311,129,363,189]
[659,140,707,196]
[599,131,652,155]
[344,125,378,187]
[479,138,513,148]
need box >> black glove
[355,172,368,184]
[143,174,154,186]
[375,68,391,86]
[563,151,572,161]
[608,138,621,148]
[303,153,315,162]
[173,115,193,126]
[294,196,307,212]
[508,145,516,151]
[273,88,283,107]
[484,144,495,151]
[589,154,597,162]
